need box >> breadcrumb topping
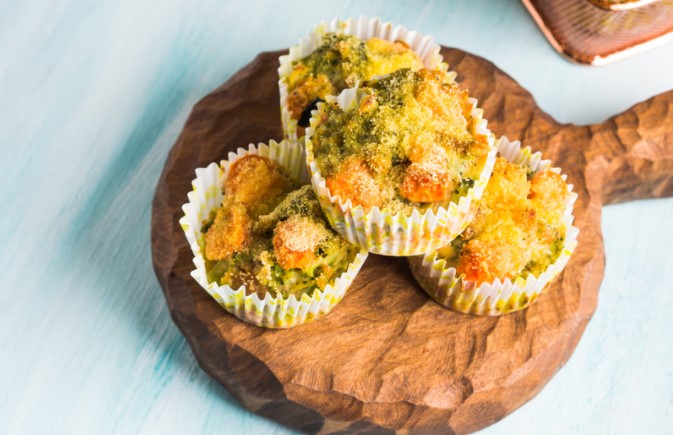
[275,215,329,252]
[225,154,293,217]
[273,215,331,270]
[204,202,251,260]
[437,156,570,284]
[325,156,392,209]
[202,155,358,298]
[313,68,490,213]
[286,33,424,126]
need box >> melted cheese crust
[286,33,424,123]
[203,155,358,298]
[313,68,490,213]
[437,157,569,284]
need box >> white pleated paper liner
[278,16,450,141]
[179,139,369,328]
[304,85,497,256]
[408,136,580,316]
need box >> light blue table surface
[2,0,673,433]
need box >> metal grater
[522,0,673,64]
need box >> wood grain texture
[152,47,673,433]
[4,2,673,434]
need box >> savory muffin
[435,156,570,284]
[407,137,578,315]
[279,17,448,141]
[310,68,492,215]
[285,32,425,127]
[203,154,360,299]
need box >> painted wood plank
[1,0,671,433]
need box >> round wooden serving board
[151,47,673,434]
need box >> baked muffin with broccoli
[180,140,368,328]
[408,137,579,316]
[436,156,569,284]
[284,33,424,129]
[204,154,361,300]
[305,68,496,255]
[311,68,492,214]
[279,17,446,140]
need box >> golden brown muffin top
[203,155,358,298]
[312,68,490,214]
[437,156,570,284]
[286,33,424,126]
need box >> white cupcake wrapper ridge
[179,139,368,328]
[278,16,450,141]
[304,83,497,256]
[408,136,580,316]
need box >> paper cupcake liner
[408,136,580,316]
[179,139,369,328]
[304,84,497,256]
[278,16,450,141]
